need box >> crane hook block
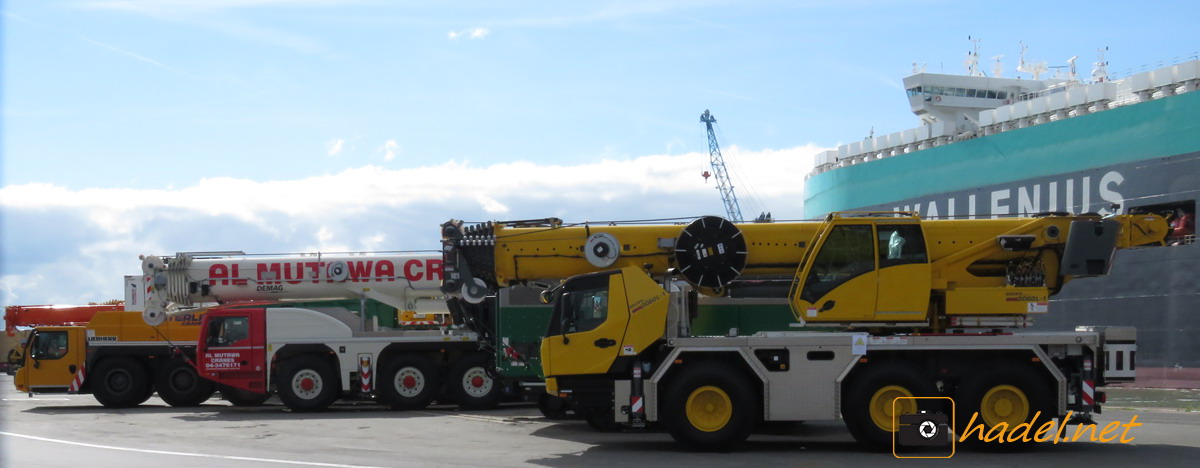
[673,216,747,289]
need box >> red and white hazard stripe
[399,320,440,326]
[1081,380,1095,406]
[359,357,373,393]
[68,365,86,393]
[631,396,644,414]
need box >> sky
[2,0,1198,325]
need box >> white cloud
[448,27,490,40]
[475,194,509,214]
[327,138,345,156]
[0,144,827,310]
[382,140,400,161]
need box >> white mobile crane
[140,251,518,411]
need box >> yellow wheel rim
[980,384,1029,427]
[869,385,916,432]
[686,385,733,432]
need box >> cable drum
[673,216,747,289]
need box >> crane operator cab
[792,219,931,323]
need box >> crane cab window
[30,331,69,360]
[877,224,928,267]
[801,225,875,303]
[206,316,250,347]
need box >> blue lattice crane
[701,109,744,223]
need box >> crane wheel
[538,393,572,420]
[92,357,153,408]
[217,385,271,406]
[278,355,340,412]
[155,359,215,407]
[841,363,939,451]
[447,353,502,410]
[954,363,1052,450]
[661,362,757,451]
[378,354,440,410]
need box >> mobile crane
[10,282,227,408]
[4,304,124,373]
[441,212,1167,450]
[140,251,541,412]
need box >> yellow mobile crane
[441,212,1166,451]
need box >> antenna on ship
[992,55,1005,78]
[1016,41,1047,79]
[1066,56,1079,82]
[965,36,983,77]
[1093,47,1109,83]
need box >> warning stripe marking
[1081,380,1095,406]
[68,365,86,393]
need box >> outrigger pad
[673,216,747,289]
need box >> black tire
[954,363,1053,450]
[377,354,440,410]
[277,355,340,412]
[538,393,571,420]
[154,360,216,407]
[584,406,622,432]
[661,362,758,451]
[446,353,503,410]
[91,357,153,408]
[218,385,272,407]
[841,363,940,451]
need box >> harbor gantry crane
[701,109,744,223]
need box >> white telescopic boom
[140,251,444,326]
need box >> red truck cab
[198,307,268,393]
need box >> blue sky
[2,0,1198,318]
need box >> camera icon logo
[898,411,950,446]
[892,397,955,458]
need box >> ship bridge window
[955,88,967,97]
[986,90,997,99]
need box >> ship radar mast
[1066,56,1080,82]
[992,55,1005,78]
[1093,47,1110,83]
[965,36,983,76]
[1017,41,1049,79]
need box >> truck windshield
[547,272,613,336]
[205,316,250,347]
[30,331,68,360]
[801,224,875,303]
